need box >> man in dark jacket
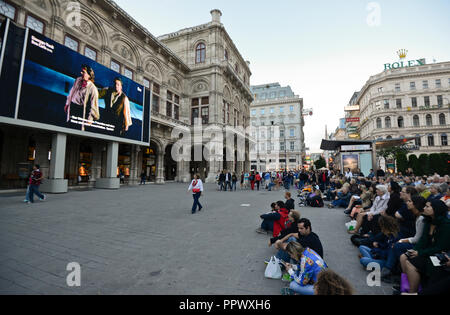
[219,171,226,191]
[273,218,324,262]
[285,192,295,212]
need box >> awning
[320,139,373,151]
[375,137,417,149]
[321,137,418,151]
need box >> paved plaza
[0,183,392,295]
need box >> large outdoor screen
[0,20,150,145]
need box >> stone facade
[249,83,305,171]
[0,0,251,189]
[357,61,450,155]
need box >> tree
[314,157,326,170]
[429,154,441,175]
[439,153,450,175]
[396,151,408,174]
[408,154,420,175]
[377,146,411,173]
[418,154,430,176]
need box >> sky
[114,0,450,152]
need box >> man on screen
[64,65,100,131]
[98,77,133,136]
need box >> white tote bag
[264,256,282,279]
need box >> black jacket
[270,221,299,245]
[285,198,295,212]
[296,232,324,258]
[385,192,402,217]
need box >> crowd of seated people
[325,171,450,295]
[255,170,449,295]
[256,195,353,295]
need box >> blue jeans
[268,182,274,191]
[290,282,314,295]
[192,193,202,213]
[231,181,237,191]
[28,184,44,203]
[359,245,386,269]
[332,198,348,208]
[385,242,414,270]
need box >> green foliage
[418,154,430,176]
[439,153,450,175]
[408,154,420,175]
[396,151,408,174]
[314,157,326,170]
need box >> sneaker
[280,287,295,295]
[39,195,46,201]
[23,199,29,203]
[281,273,292,282]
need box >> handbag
[264,256,282,279]
[192,180,201,193]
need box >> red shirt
[30,170,42,186]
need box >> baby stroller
[297,186,312,207]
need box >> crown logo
[397,49,408,59]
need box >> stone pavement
[0,183,392,295]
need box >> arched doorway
[190,145,208,180]
[79,143,93,183]
[165,144,177,181]
[118,144,132,183]
[142,142,158,182]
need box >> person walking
[255,172,262,191]
[188,174,204,214]
[26,164,46,204]
[140,171,146,185]
[232,172,238,191]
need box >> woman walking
[188,174,204,214]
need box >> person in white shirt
[349,185,390,235]
[345,168,353,180]
[188,174,204,214]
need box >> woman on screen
[64,65,100,131]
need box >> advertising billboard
[0,20,150,145]
[342,154,359,172]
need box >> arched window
[426,114,433,126]
[195,43,206,64]
[415,135,421,147]
[413,115,420,127]
[428,134,434,147]
[439,113,446,125]
[385,117,391,128]
[442,134,448,146]
[386,135,393,140]
[398,116,404,128]
[376,118,382,129]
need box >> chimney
[211,9,222,24]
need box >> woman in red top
[188,174,204,214]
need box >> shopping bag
[264,256,282,279]
[345,220,357,231]
[401,273,422,293]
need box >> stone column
[155,151,165,184]
[95,141,120,189]
[41,133,68,194]
[177,160,191,183]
